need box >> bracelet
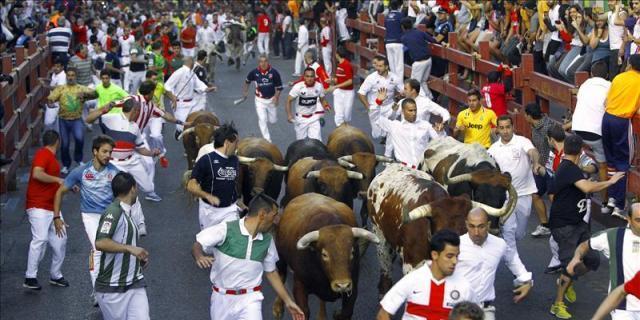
[53,216,61,220]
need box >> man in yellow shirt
[454,89,497,148]
[601,54,640,218]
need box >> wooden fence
[346,12,639,200]
[0,35,50,194]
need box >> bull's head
[238,156,288,195]
[305,166,363,203]
[179,123,217,147]
[297,225,379,293]
[337,153,393,197]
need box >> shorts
[582,137,606,163]
[534,171,552,196]
[550,222,600,273]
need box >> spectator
[47,16,72,67]
[454,89,497,148]
[273,7,284,58]
[282,9,294,60]
[384,0,405,81]
[336,0,351,42]
[293,18,309,77]
[401,17,435,99]
[15,23,33,47]
[589,13,611,74]
[608,1,627,80]
[71,16,88,45]
[481,71,510,117]
[601,53,640,219]
[255,8,270,57]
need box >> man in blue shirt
[385,0,405,80]
[241,54,283,143]
[15,24,34,47]
[401,17,436,99]
[53,135,145,305]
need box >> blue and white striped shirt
[47,26,72,53]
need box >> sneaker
[49,277,69,287]
[138,223,147,237]
[544,265,562,274]
[565,284,576,303]
[601,197,616,214]
[145,192,162,202]
[612,207,627,220]
[531,224,551,237]
[23,278,42,290]
[60,167,69,175]
[550,302,572,319]
[160,156,169,168]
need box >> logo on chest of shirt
[299,96,318,106]
[450,290,460,301]
[217,166,237,179]
[468,123,484,130]
[84,172,95,180]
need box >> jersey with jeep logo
[455,106,497,148]
[288,81,325,116]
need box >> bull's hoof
[272,298,284,320]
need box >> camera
[0,74,13,84]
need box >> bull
[236,137,288,203]
[272,193,379,320]
[327,124,394,224]
[179,111,219,169]
[367,163,516,295]
[223,21,246,70]
[282,157,363,208]
[284,138,332,166]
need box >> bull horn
[296,230,320,249]
[351,228,380,244]
[402,204,433,223]
[273,164,289,172]
[237,156,256,164]
[346,171,363,180]
[471,184,517,220]
[337,155,356,168]
[177,127,195,140]
[305,170,320,179]
[375,155,394,163]
[444,172,473,185]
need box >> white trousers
[385,43,404,80]
[81,212,102,286]
[210,290,263,320]
[182,47,195,57]
[25,209,67,279]
[368,103,393,139]
[294,44,309,75]
[611,309,640,320]
[125,71,145,95]
[336,8,350,41]
[411,58,433,99]
[112,154,155,194]
[333,89,354,126]
[97,287,150,320]
[198,200,240,230]
[322,46,332,76]
[500,195,532,272]
[144,117,165,155]
[257,32,269,56]
[174,100,199,131]
[255,97,277,142]
[294,115,322,141]
[483,305,496,320]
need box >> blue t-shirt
[190,151,239,207]
[245,67,283,100]
[401,29,435,61]
[64,162,120,214]
[105,52,122,80]
[385,10,405,43]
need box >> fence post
[358,12,369,72]
[376,14,385,55]
[447,32,459,115]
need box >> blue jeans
[59,118,84,167]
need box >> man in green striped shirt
[95,172,150,320]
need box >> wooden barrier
[0,35,50,194]
[346,13,640,200]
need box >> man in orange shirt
[23,130,68,290]
[181,21,197,58]
[601,54,640,219]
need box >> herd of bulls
[180,111,518,319]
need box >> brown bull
[273,193,379,320]
[282,157,363,208]
[236,137,288,203]
[179,111,220,169]
[367,163,516,296]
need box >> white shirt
[488,134,538,196]
[289,81,325,115]
[297,24,309,50]
[590,228,640,311]
[608,10,625,50]
[572,77,611,136]
[196,25,215,49]
[118,34,135,58]
[548,5,561,41]
[378,117,439,168]
[357,71,404,107]
[407,1,427,27]
[282,15,293,33]
[631,19,640,55]
[455,233,532,302]
[380,263,477,319]
[196,217,279,291]
[397,96,451,123]
[164,66,209,100]
[50,70,67,87]
[320,25,331,48]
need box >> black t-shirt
[191,151,238,207]
[105,52,121,80]
[548,159,589,229]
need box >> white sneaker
[601,197,616,214]
[611,208,627,220]
[531,224,551,237]
[60,166,69,175]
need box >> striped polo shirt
[69,55,94,86]
[99,113,144,160]
[131,94,165,130]
[47,26,72,53]
[95,200,145,292]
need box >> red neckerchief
[258,64,271,74]
[76,52,87,60]
[122,34,129,40]
[552,148,564,172]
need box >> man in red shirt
[23,130,69,290]
[256,8,271,57]
[72,17,88,45]
[327,46,354,126]
[481,71,509,117]
[181,21,197,58]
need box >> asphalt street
[0,53,616,320]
